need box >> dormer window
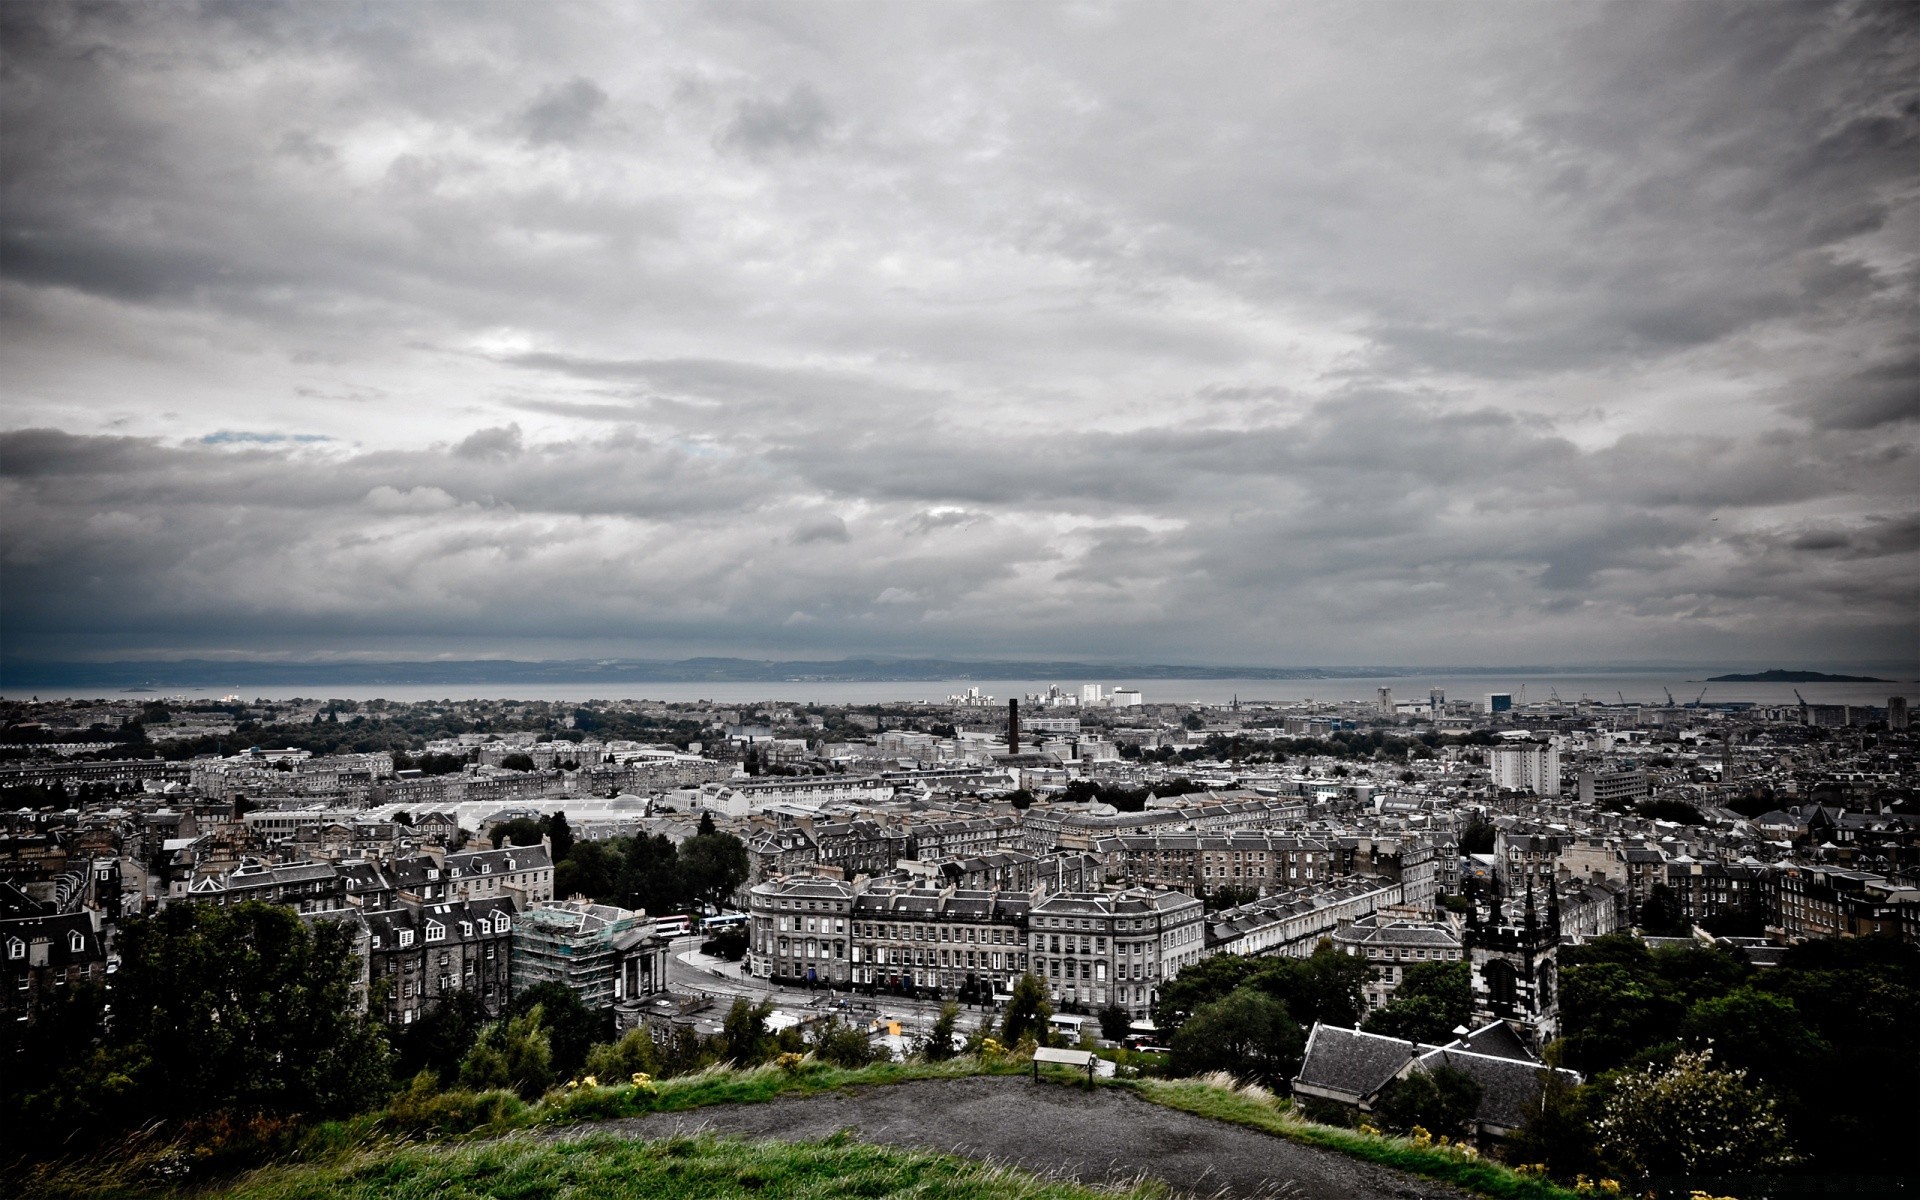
[495,914,510,932]
[6,938,22,960]
[425,922,444,942]
[398,929,414,947]
[69,931,85,953]
[460,922,473,938]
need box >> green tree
[583,1025,661,1082]
[615,832,685,914]
[1153,953,1262,1025]
[1001,973,1053,1046]
[722,997,775,1066]
[1362,960,1470,1045]
[1168,988,1304,1087]
[1459,821,1496,855]
[921,1002,961,1061]
[1374,1065,1483,1139]
[507,982,608,1080]
[1509,1056,1603,1182]
[544,810,575,862]
[491,816,544,848]
[1557,959,1678,1073]
[810,1018,883,1067]
[678,832,749,911]
[500,752,536,772]
[1096,1002,1133,1042]
[394,989,490,1083]
[109,902,391,1120]
[697,810,717,836]
[555,839,621,902]
[1595,1048,1796,1179]
[460,1004,552,1099]
[1636,882,1688,936]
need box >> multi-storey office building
[1027,888,1205,1018]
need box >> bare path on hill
[557,1075,1474,1200]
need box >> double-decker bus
[653,913,693,937]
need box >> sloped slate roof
[1448,1020,1537,1063]
[1293,1025,1421,1101]
[1413,1047,1576,1131]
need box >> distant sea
[3,672,1908,708]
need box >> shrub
[383,1072,529,1137]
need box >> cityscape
[3,678,1915,1197]
[3,2,1916,1200]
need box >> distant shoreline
[1704,669,1891,684]
[4,656,1902,690]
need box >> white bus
[654,913,693,937]
[703,912,749,932]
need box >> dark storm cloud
[0,1,1914,666]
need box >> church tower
[1466,876,1560,1049]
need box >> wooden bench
[1031,1046,1098,1086]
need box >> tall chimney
[1008,698,1021,754]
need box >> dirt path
[556,1075,1473,1200]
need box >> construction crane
[1663,686,1676,706]
[1617,691,1628,706]
[1691,686,1708,707]
[1794,689,1810,721]
[1549,687,1562,704]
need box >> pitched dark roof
[1413,1047,1577,1132]
[1447,1020,1537,1063]
[1293,1025,1421,1101]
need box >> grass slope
[20,1058,1581,1200]
[192,1133,1166,1200]
[1128,1077,1579,1200]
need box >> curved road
[560,1074,1473,1200]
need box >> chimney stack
[1008,698,1021,753]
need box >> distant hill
[1705,669,1890,683]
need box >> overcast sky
[2,1,1915,669]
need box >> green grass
[10,1056,1034,1198]
[544,1055,1028,1126]
[1125,1076,1581,1200]
[17,1057,1589,1200]
[182,1132,1169,1200]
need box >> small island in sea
[1705,668,1890,683]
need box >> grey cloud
[789,515,849,544]
[517,77,608,145]
[0,3,1914,667]
[720,85,832,156]
[454,425,524,461]
[1793,354,1920,430]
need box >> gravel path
[556,1075,1473,1200]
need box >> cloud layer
[1,1,1915,666]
